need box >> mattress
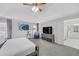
[0,38,35,56]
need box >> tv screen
[43,26,52,34]
[49,27,52,34]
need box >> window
[0,22,7,38]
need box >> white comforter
[0,38,35,56]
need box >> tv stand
[41,33,55,43]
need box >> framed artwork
[19,24,29,31]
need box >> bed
[0,38,38,56]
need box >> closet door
[7,19,12,39]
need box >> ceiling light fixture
[23,3,46,13]
[32,6,39,12]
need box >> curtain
[7,19,12,39]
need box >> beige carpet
[30,39,79,56]
[40,39,79,56]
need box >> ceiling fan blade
[23,3,46,6]
[23,3,33,6]
[37,3,46,6]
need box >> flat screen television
[43,26,52,34]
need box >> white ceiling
[0,3,79,23]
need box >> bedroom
[0,3,79,56]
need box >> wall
[12,20,36,39]
[0,17,37,39]
[0,17,6,23]
[39,12,79,45]
[40,19,64,45]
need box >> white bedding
[0,38,35,56]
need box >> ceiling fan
[23,3,46,12]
